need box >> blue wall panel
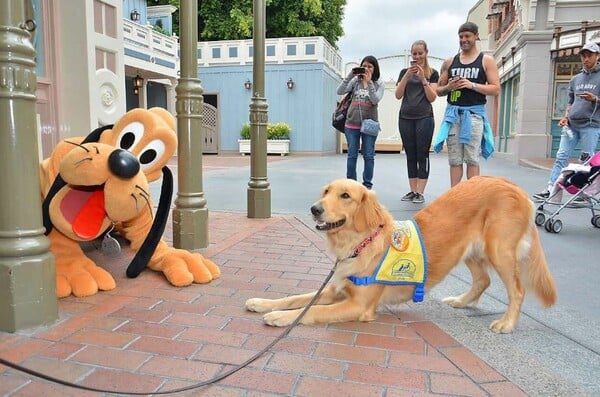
[198,63,341,153]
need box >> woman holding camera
[336,55,384,190]
[395,40,439,204]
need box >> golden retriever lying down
[246,176,557,333]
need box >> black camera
[352,67,366,75]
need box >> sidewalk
[0,209,529,396]
[1,153,569,396]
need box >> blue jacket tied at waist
[433,104,495,159]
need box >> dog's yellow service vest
[347,220,428,302]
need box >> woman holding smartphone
[395,40,439,204]
[336,55,384,189]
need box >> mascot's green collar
[347,220,428,302]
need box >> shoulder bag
[332,89,353,133]
[358,100,380,137]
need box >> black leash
[0,266,337,395]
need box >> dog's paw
[442,296,469,308]
[489,319,515,334]
[245,298,273,313]
[263,310,296,327]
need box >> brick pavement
[0,210,528,396]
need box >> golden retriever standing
[246,176,557,333]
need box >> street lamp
[132,74,143,95]
[244,79,252,90]
[130,9,140,22]
[286,78,294,90]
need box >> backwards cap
[458,22,479,35]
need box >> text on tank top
[447,52,487,106]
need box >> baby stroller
[535,151,600,233]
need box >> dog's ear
[320,183,330,198]
[353,189,385,232]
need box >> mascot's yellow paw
[56,275,78,298]
[155,249,221,286]
[55,259,116,298]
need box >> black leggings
[398,117,435,179]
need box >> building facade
[475,0,600,161]
[194,36,343,154]
[31,1,344,158]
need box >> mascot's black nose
[108,149,140,179]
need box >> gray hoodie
[336,72,385,129]
[568,64,600,128]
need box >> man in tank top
[433,22,500,187]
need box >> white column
[513,30,554,161]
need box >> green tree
[265,0,345,47]
[148,0,345,48]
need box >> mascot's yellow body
[40,108,220,298]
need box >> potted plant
[238,122,291,156]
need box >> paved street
[184,151,600,395]
[2,151,597,396]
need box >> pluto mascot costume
[40,108,220,298]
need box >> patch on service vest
[347,220,428,302]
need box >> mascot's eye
[120,133,136,149]
[117,122,144,151]
[137,139,166,170]
[139,150,157,164]
[341,193,350,199]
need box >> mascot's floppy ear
[126,165,173,278]
[42,124,113,235]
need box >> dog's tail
[522,202,557,307]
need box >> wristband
[472,82,478,91]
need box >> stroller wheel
[545,219,562,233]
[592,215,600,228]
[535,213,546,226]
[551,219,563,233]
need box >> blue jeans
[345,127,376,189]
[548,124,600,187]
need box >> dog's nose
[310,204,323,216]
[108,149,140,179]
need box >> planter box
[238,139,290,156]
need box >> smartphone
[575,92,586,97]
[581,152,591,162]
[352,67,366,75]
[409,60,417,66]
[452,75,460,81]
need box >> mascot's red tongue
[61,189,107,239]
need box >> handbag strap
[357,84,363,122]
[358,101,363,121]
[355,79,368,122]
